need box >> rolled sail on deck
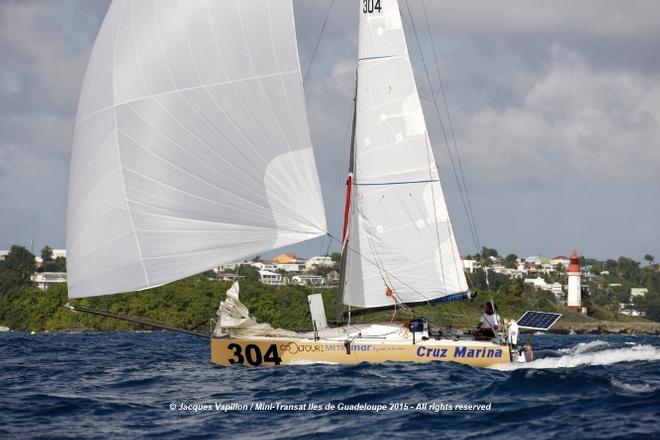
[343,0,468,308]
[67,0,326,298]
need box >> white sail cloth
[67,0,326,298]
[214,282,296,337]
[343,0,468,308]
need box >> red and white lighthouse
[566,251,582,310]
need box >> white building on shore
[259,270,284,286]
[305,256,334,271]
[276,262,306,273]
[461,258,479,273]
[292,275,325,286]
[618,303,645,317]
[51,249,67,259]
[31,272,67,290]
[630,288,648,300]
[214,260,249,272]
[250,260,278,272]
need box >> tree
[481,247,499,259]
[603,259,617,272]
[644,254,655,266]
[504,254,518,269]
[42,257,66,273]
[0,267,23,295]
[507,277,525,296]
[610,285,630,304]
[200,270,216,278]
[330,252,341,264]
[1,245,36,281]
[236,264,260,282]
[466,270,508,291]
[634,289,660,322]
[311,264,335,277]
[41,246,53,262]
[616,257,641,283]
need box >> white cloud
[454,49,660,191]
[420,0,660,39]
[0,0,658,260]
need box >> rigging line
[354,179,438,186]
[420,0,481,252]
[303,0,335,85]
[350,189,416,308]
[414,9,479,291]
[423,136,448,293]
[318,92,356,260]
[64,303,208,338]
[326,233,433,306]
[402,0,480,253]
[362,224,399,302]
[403,0,478,253]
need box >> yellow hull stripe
[210,337,512,367]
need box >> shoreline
[4,321,660,336]
[550,321,660,335]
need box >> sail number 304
[227,343,282,366]
[363,0,382,13]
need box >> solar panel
[517,310,562,331]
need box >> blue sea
[1,332,659,439]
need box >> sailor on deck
[475,301,501,340]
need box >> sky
[1,0,659,262]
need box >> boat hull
[211,336,512,367]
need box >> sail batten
[343,0,468,308]
[67,0,326,299]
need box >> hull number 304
[227,343,282,366]
[363,0,382,13]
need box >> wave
[610,378,660,394]
[557,339,609,354]
[492,343,660,371]
[289,360,339,365]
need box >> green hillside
[0,276,605,334]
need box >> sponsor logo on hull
[210,338,510,367]
[416,346,504,359]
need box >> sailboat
[66,0,553,367]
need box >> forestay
[67,0,326,298]
[343,0,468,308]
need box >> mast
[335,79,358,323]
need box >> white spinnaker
[343,0,467,308]
[67,0,326,298]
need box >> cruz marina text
[416,346,504,359]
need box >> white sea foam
[558,340,609,354]
[492,344,660,371]
[288,360,339,366]
[610,378,660,394]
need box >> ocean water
[1,332,659,439]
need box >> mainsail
[66,0,326,298]
[342,0,468,308]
